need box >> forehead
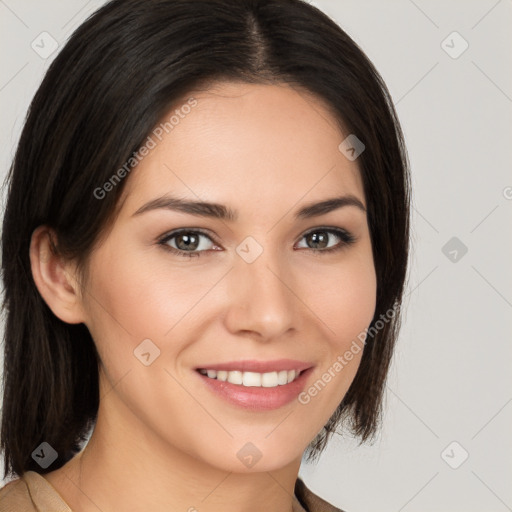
[120,81,365,216]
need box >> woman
[0,0,410,510]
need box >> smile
[194,360,314,411]
[197,368,303,387]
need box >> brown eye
[174,232,200,251]
[305,231,329,249]
[159,229,217,257]
[297,228,356,253]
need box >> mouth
[194,360,314,411]
[196,368,305,387]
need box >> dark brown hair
[1,0,410,479]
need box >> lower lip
[196,368,313,411]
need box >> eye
[158,229,218,258]
[157,226,356,258]
[296,227,356,254]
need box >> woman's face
[77,81,377,473]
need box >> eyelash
[157,227,356,258]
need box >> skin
[30,81,377,512]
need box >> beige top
[0,471,344,512]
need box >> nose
[223,245,300,341]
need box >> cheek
[299,247,376,402]
[306,248,377,349]
[79,245,167,371]
[84,245,202,339]
[80,243,230,391]
[327,268,376,348]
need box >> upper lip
[195,359,313,373]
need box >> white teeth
[227,370,243,385]
[199,368,301,387]
[261,372,278,387]
[277,370,288,385]
[243,371,261,387]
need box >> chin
[196,436,307,474]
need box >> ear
[29,225,86,324]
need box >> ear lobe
[29,225,86,324]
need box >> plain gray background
[1,1,511,511]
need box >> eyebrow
[132,194,366,221]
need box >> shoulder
[294,477,347,512]
[0,475,37,512]
[0,471,71,512]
